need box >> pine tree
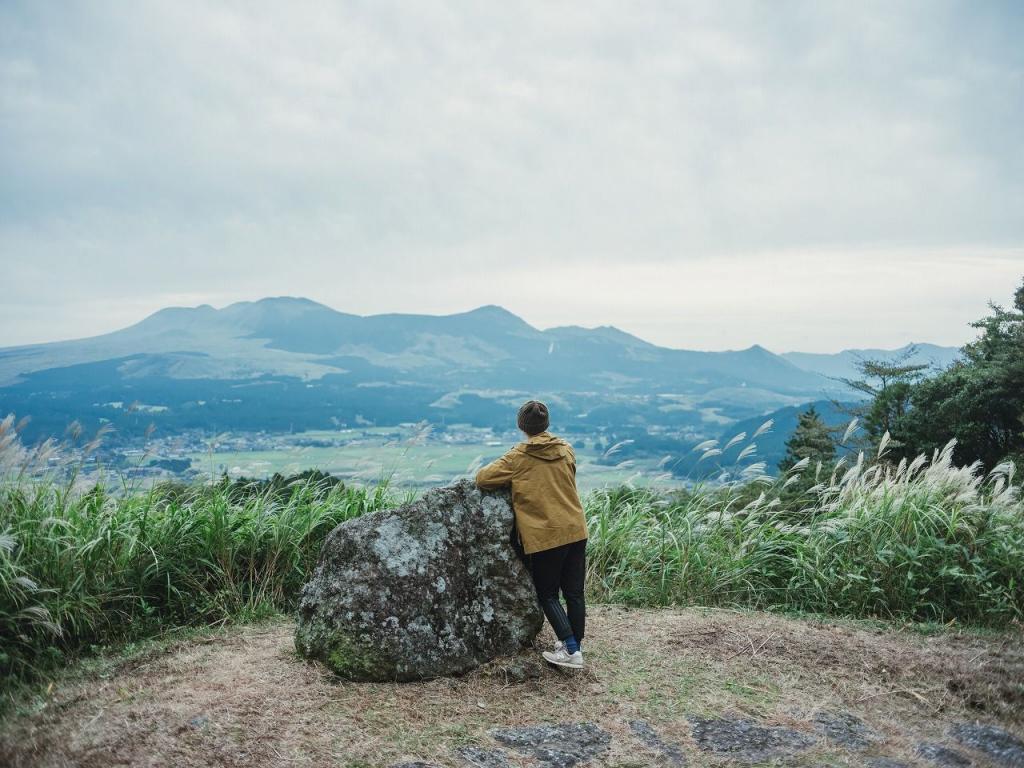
[779,406,836,472]
[836,350,928,449]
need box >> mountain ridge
[0,297,961,392]
[0,297,960,444]
[1,297,961,362]
[780,342,961,380]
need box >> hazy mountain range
[0,297,960,444]
[780,344,961,379]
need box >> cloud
[1,1,1022,349]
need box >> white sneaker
[542,645,584,669]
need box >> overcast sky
[2,1,1022,352]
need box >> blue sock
[564,635,580,654]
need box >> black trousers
[529,539,586,644]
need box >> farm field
[185,433,678,493]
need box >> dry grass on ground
[2,606,1022,768]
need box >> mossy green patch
[324,632,386,679]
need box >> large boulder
[294,479,543,680]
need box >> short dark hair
[517,400,549,436]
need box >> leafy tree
[837,349,929,450]
[779,406,836,472]
[899,278,1024,468]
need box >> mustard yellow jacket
[475,431,588,554]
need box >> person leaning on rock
[475,400,589,669]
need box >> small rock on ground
[916,742,974,767]
[687,715,816,762]
[627,720,686,765]
[456,746,513,767]
[812,710,877,750]
[949,723,1024,767]
[491,723,612,767]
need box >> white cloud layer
[1,1,1022,350]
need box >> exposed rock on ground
[294,480,543,680]
[686,715,816,762]
[454,746,512,767]
[628,719,687,765]
[916,741,974,767]
[390,716,1015,768]
[949,723,1024,767]
[812,709,879,750]
[491,723,612,767]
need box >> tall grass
[2,412,1023,699]
[585,441,1024,625]
[0,468,396,692]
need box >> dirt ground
[2,605,1022,768]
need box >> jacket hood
[516,432,571,461]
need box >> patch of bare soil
[1,606,1021,768]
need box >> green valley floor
[2,606,1022,768]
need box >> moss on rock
[294,480,542,681]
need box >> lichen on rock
[294,479,543,681]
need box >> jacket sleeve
[475,450,517,489]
